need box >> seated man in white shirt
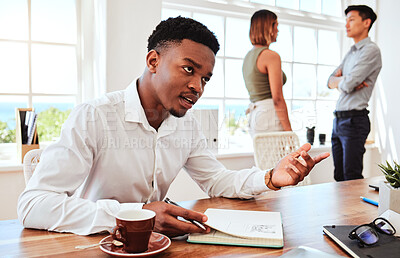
[18,17,329,237]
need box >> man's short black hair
[345,5,377,31]
[147,16,220,55]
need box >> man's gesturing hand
[269,143,330,188]
[143,201,210,237]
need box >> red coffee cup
[111,209,156,253]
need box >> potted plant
[378,161,400,215]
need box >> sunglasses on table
[348,217,396,247]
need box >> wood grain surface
[0,176,383,257]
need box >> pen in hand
[164,197,207,230]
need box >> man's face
[150,39,215,117]
[345,10,370,38]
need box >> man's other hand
[328,69,343,89]
[355,81,369,91]
[270,143,330,188]
[142,201,210,237]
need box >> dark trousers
[331,115,370,181]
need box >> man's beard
[169,107,188,118]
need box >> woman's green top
[242,46,286,103]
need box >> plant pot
[378,181,400,215]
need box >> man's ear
[364,18,372,30]
[146,50,159,73]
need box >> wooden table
[0,177,384,257]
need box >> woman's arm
[257,50,292,131]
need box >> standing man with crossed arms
[328,5,381,181]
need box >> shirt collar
[353,37,371,50]
[124,79,146,124]
[124,79,177,135]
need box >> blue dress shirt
[329,37,382,111]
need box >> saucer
[99,232,171,257]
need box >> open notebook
[187,208,283,248]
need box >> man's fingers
[356,81,369,90]
[313,152,330,164]
[143,201,209,237]
[291,143,311,158]
[288,152,314,180]
[297,150,329,167]
[282,161,302,184]
[288,155,309,175]
[166,203,207,224]
[164,203,208,232]
[300,151,315,169]
[290,144,329,166]
[289,147,328,175]
[272,145,330,188]
[163,215,208,234]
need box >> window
[0,0,80,161]
[273,25,341,139]
[162,0,344,151]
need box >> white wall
[374,0,400,162]
[0,170,25,220]
[106,0,161,92]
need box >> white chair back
[23,149,43,185]
[253,132,311,186]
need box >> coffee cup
[111,209,156,253]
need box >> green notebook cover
[188,229,283,248]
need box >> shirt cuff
[252,169,270,193]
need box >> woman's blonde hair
[249,10,277,46]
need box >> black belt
[334,109,369,118]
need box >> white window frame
[0,0,82,162]
[0,0,82,108]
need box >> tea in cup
[111,209,156,253]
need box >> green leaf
[390,181,400,188]
[380,161,400,188]
[394,161,400,172]
[386,161,394,171]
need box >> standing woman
[243,9,292,137]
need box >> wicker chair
[23,149,43,185]
[253,132,311,186]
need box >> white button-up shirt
[18,81,269,235]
